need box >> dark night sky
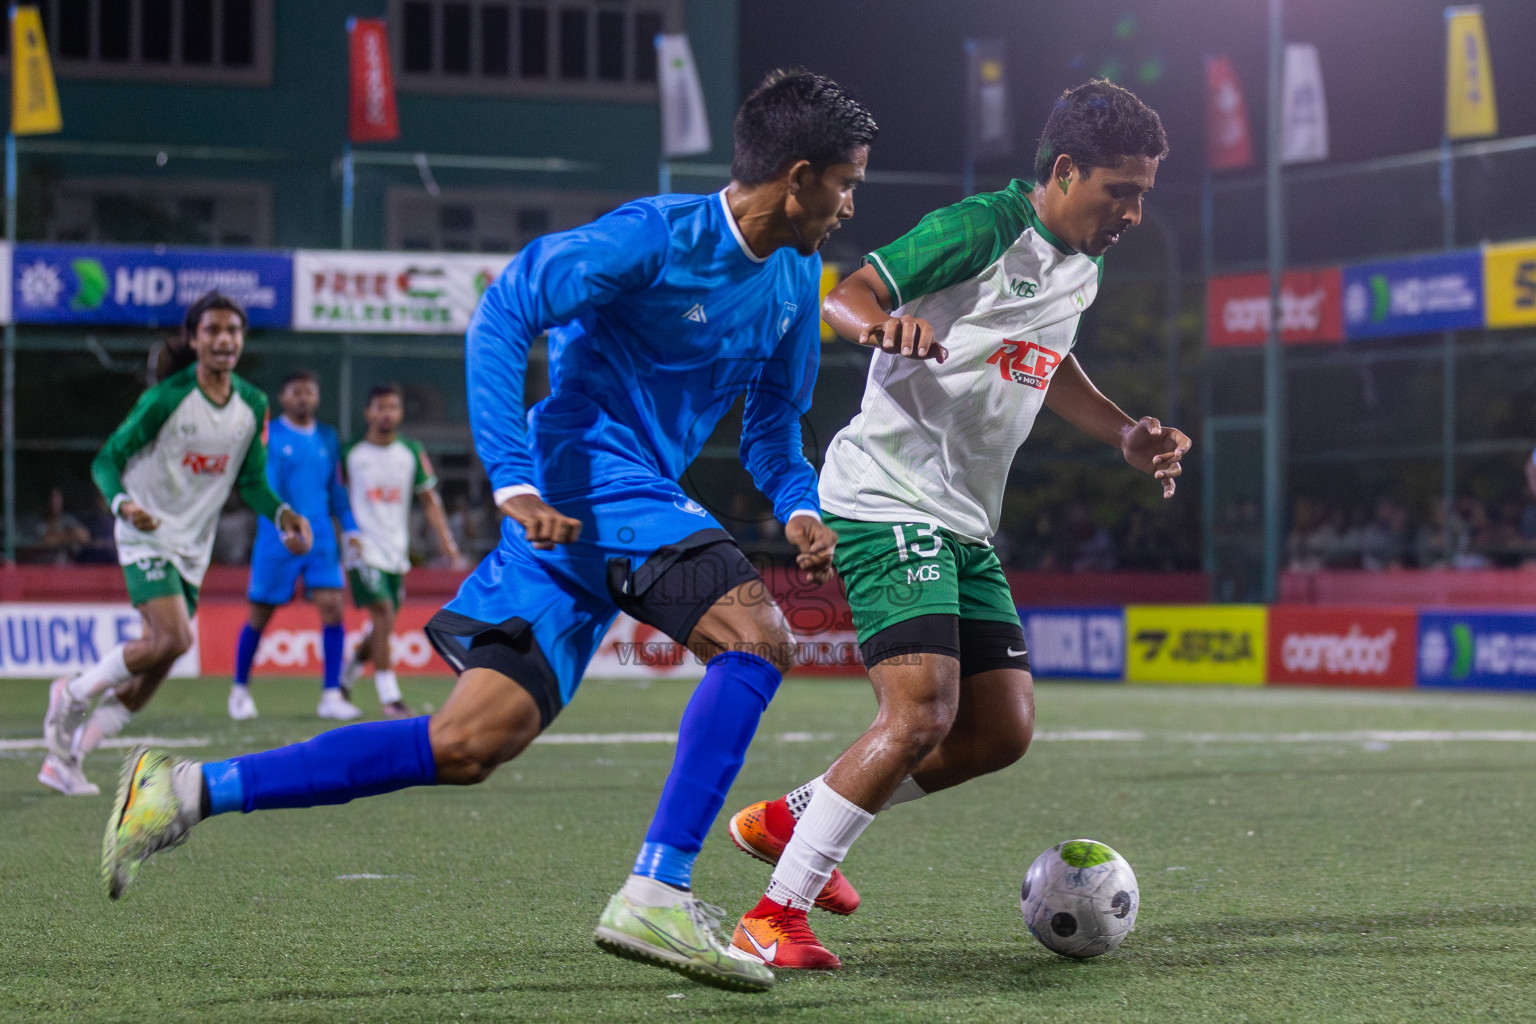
[738,0,1536,182]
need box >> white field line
[0,735,210,751]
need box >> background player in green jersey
[727,80,1190,968]
[341,384,464,717]
[39,293,312,796]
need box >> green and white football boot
[594,874,775,993]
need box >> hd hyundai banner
[1205,267,1343,347]
[1417,611,1536,691]
[1342,249,1483,340]
[1267,606,1417,688]
[12,244,292,328]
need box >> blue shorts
[247,523,344,605]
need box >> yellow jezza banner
[1484,240,1536,328]
[11,6,61,136]
[1124,605,1267,685]
[1445,6,1497,140]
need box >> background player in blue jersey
[104,70,877,994]
[229,371,362,722]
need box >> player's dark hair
[182,290,248,338]
[1033,79,1168,183]
[366,383,402,405]
[730,69,878,185]
[280,369,318,390]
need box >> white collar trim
[717,189,767,264]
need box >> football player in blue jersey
[104,69,877,994]
[229,370,363,722]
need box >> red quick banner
[1267,607,1418,688]
[1206,268,1344,347]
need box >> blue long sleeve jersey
[265,417,357,532]
[467,190,824,523]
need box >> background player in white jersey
[39,292,311,795]
[341,384,464,717]
[726,80,1189,968]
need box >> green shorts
[828,513,1018,644]
[348,565,405,610]
[122,556,199,617]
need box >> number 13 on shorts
[891,523,943,562]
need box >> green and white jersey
[820,180,1103,544]
[343,436,435,574]
[91,364,284,587]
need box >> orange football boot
[728,797,861,915]
[731,895,842,969]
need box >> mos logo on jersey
[182,452,230,475]
[985,340,1061,390]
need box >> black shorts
[858,613,1031,678]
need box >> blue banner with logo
[1417,611,1536,690]
[12,244,292,328]
[1342,250,1483,340]
[1019,606,1125,680]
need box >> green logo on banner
[1450,623,1475,679]
[1369,273,1391,322]
[70,259,109,311]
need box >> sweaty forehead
[1096,155,1159,187]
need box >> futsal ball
[1019,839,1139,959]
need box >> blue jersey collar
[717,190,767,264]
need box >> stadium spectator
[1413,496,1470,568]
[75,492,118,564]
[19,488,90,565]
[212,494,257,565]
[1358,496,1410,570]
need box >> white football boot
[39,752,100,796]
[227,684,258,720]
[317,688,364,721]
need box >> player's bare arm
[1044,353,1189,498]
[421,486,467,569]
[499,492,581,550]
[823,264,947,362]
[785,515,836,583]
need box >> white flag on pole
[1281,43,1328,164]
[656,34,711,158]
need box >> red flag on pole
[1205,56,1253,171]
[348,18,398,143]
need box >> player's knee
[739,619,795,673]
[886,691,959,765]
[144,623,193,666]
[428,719,528,785]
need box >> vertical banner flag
[1205,56,1253,171]
[347,18,399,143]
[1280,43,1328,164]
[966,39,1011,159]
[10,6,61,136]
[656,34,710,158]
[1445,6,1497,139]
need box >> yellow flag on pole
[1445,5,1497,140]
[11,5,61,136]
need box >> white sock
[374,669,402,705]
[67,644,131,702]
[170,759,208,827]
[74,693,133,757]
[765,782,874,911]
[785,776,820,818]
[620,872,689,906]
[882,775,928,810]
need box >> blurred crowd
[1282,494,1536,571]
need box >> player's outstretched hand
[1120,417,1191,499]
[861,315,947,363]
[117,500,160,532]
[278,508,314,555]
[501,493,581,550]
[786,515,837,584]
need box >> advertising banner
[656,34,711,158]
[1125,605,1266,685]
[1483,240,1536,329]
[13,244,292,328]
[1020,607,1124,680]
[0,603,198,679]
[1418,611,1536,690]
[292,250,512,334]
[347,17,399,143]
[1205,55,1253,172]
[1206,267,1343,347]
[198,602,448,677]
[1445,5,1498,140]
[1343,250,1483,340]
[1267,606,1417,688]
[966,38,1011,160]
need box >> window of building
[46,178,272,246]
[388,186,630,252]
[7,0,273,85]
[391,0,676,99]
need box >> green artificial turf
[3,676,1536,1022]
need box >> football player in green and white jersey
[727,80,1189,968]
[39,292,311,796]
[340,384,463,717]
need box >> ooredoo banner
[1206,268,1343,347]
[1124,605,1266,685]
[0,603,198,678]
[291,250,513,334]
[197,603,448,677]
[1267,606,1416,687]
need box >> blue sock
[233,624,261,686]
[634,651,782,888]
[201,716,436,814]
[322,624,344,690]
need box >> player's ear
[784,159,814,196]
[1051,153,1077,194]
